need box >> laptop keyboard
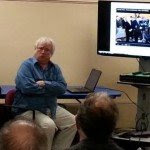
[76,88,90,92]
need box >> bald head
[0,119,47,150]
[76,92,119,142]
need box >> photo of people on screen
[116,8,150,47]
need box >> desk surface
[118,81,150,88]
[0,85,122,99]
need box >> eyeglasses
[37,46,51,54]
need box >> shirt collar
[32,56,54,67]
[32,57,38,65]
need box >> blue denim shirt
[13,57,67,118]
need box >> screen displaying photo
[97,1,150,58]
[116,9,150,46]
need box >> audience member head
[34,37,55,64]
[0,118,47,150]
[76,92,119,142]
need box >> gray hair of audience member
[35,37,55,55]
[0,118,47,150]
[76,92,119,142]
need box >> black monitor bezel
[97,0,150,59]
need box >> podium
[137,59,150,131]
[118,58,150,131]
[115,58,150,150]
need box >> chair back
[4,89,35,120]
[0,89,16,128]
[5,89,16,105]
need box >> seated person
[67,92,123,150]
[0,118,47,150]
[12,37,76,150]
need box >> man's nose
[41,49,45,53]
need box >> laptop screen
[84,69,102,91]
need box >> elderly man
[12,37,76,150]
[67,92,123,150]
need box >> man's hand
[36,80,45,87]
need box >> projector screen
[97,1,150,58]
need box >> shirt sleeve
[44,65,67,96]
[15,62,46,95]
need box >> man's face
[35,43,53,63]
[116,16,120,21]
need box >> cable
[136,113,149,131]
[119,90,149,131]
[137,130,143,149]
[136,58,145,72]
[114,89,150,149]
[115,89,144,113]
[107,87,149,131]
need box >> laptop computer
[67,69,102,93]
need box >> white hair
[35,37,55,55]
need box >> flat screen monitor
[97,1,150,58]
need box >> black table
[0,85,122,103]
[113,132,150,150]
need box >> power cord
[136,58,145,72]
[111,88,150,149]
[122,90,149,131]
[109,88,149,131]
[136,113,149,131]
[116,89,144,113]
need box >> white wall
[0,1,138,128]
